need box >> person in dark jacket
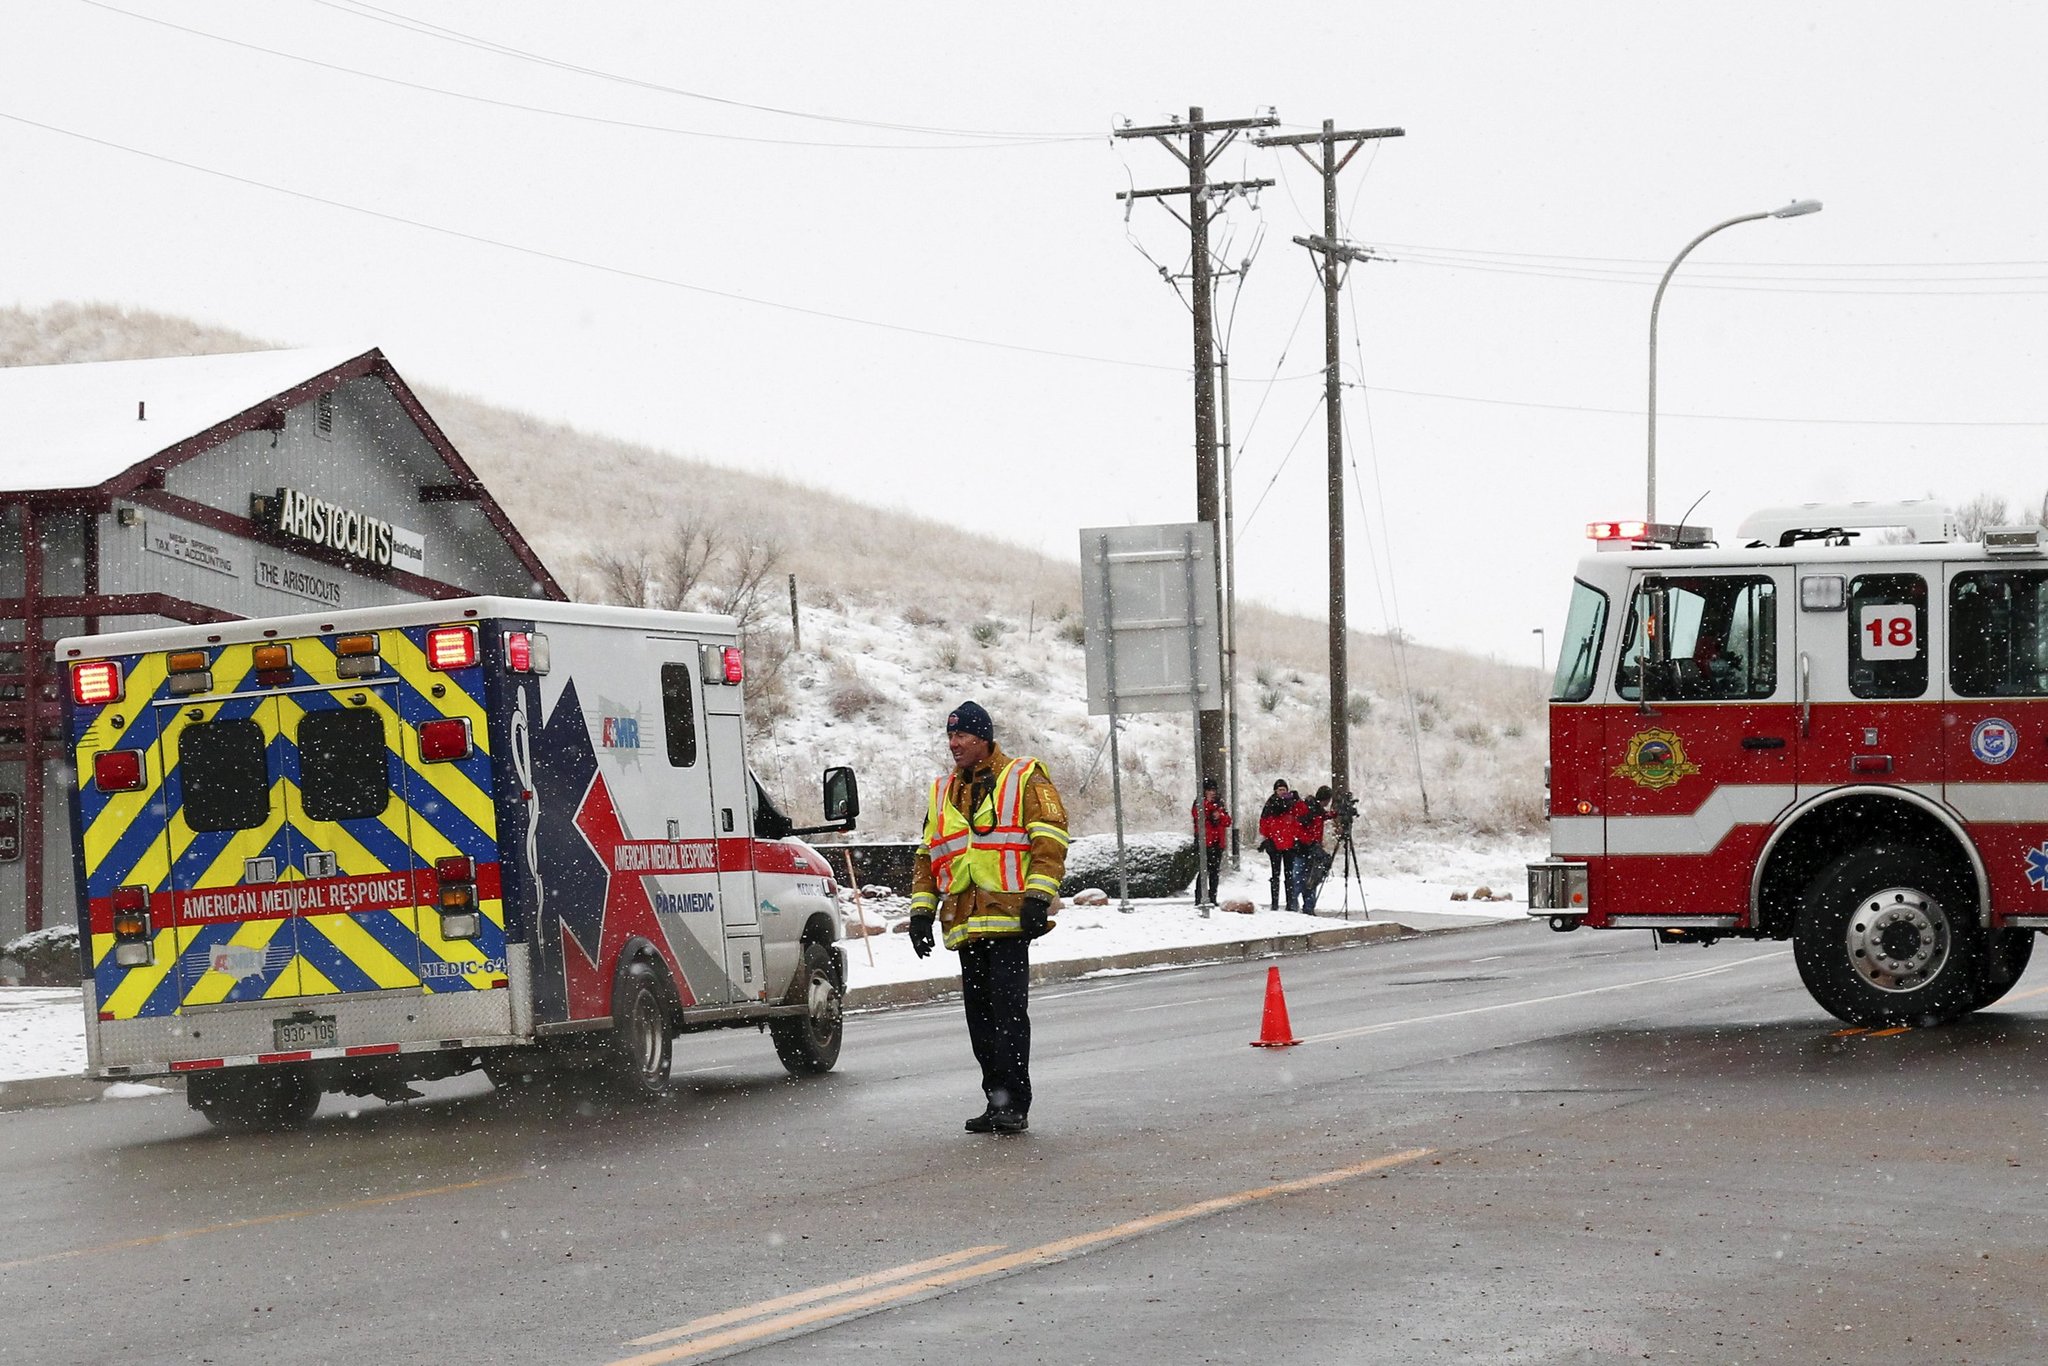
[1293,786,1334,913]
[1190,777,1231,904]
[1257,779,1303,911]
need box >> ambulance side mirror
[822,766,860,828]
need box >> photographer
[1293,786,1336,914]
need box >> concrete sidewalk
[0,915,1493,1112]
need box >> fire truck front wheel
[187,1069,322,1133]
[605,960,675,1098]
[769,940,843,1076]
[1793,845,1981,1027]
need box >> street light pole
[1647,199,1821,523]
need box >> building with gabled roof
[0,346,563,946]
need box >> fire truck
[1528,501,2048,1026]
[60,597,858,1130]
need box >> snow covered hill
[1,302,1546,842]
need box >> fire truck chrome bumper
[1526,861,1589,915]
[2004,917,2048,929]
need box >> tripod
[1329,820,1369,919]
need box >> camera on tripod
[1331,790,1359,827]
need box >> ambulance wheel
[188,1070,321,1133]
[605,960,673,1098]
[1793,845,1981,1026]
[1970,927,2036,1011]
[770,940,842,1076]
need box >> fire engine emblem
[1970,718,2018,766]
[1613,728,1700,790]
[2026,843,2048,892]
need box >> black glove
[909,914,935,959]
[1020,897,1052,940]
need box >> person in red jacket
[1257,779,1304,911]
[1294,785,1335,913]
[1190,777,1232,905]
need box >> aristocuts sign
[268,486,426,573]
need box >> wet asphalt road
[4,920,2047,1365]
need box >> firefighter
[1258,779,1304,911]
[909,700,1070,1135]
[1190,776,1232,904]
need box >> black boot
[964,1108,996,1134]
[989,1109,1029,1135]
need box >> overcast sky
[5,1,2045,667]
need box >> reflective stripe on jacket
[910,744,1070,950]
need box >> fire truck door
[159,695,301,1006]
[1793,565,1940,804]
[273,684,425,998]
[1601,567,1797,914]
[702,699,763,1002]
[1941,564,2048,913]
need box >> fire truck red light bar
[723,646,745,684]
[1586,520,1649,541]
[426,626,478,670]
[71,660,123,705]
[93,750,144,792]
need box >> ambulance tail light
[436,855,479,940]
[166,651,214,696]
[93,749,145,793]
[70,660,124,706]
[426,626,478,670]
[112,885,153,966]
[723,646,744,684]
[505,630,550,674]
[417,717,472,763]
[334,634,382,679]
[251,643,292,687]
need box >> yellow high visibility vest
[924,757,1040,943]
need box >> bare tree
[1954,492,2013,542]
[587,545,658,606]
[708,538,784,632]
[656,520,721,611]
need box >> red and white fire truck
[62,597,859,1130]
[1528,501,2048,1025]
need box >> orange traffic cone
[1249,964,1301,1048]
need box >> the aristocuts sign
[266,486,426,572]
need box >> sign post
[1080,523,1224,915]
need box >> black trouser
[1269,847,1299,910]
[1203,844,1225,902]
[959,937,1032,1116]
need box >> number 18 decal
[1860,605,1918,660]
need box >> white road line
[1469,955,1506,964]
[1298,949,1790,1045]
[1128,997,1221,1013]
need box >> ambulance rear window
[660,663,698,767]
[179,719,270,833]
[299,709,391,821]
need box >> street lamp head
[1771,199,1823,219]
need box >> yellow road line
[607,1148,1432,1366]
[626,1244,1007,1346]
[0,1172,527,1272]
[1866,1025,1913,1038]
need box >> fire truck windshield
[1552,580,1608,702]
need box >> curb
[0,917,1497,1110]
[845,917,1422,1011]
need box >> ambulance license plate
[274,1015,337,1051]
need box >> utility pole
[1115,105,1276,793]
[1254,118,1402,808]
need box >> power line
[76,0,1076,151]
[311,0,1091,142]
[0,108,1183,372]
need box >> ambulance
[61,597,858,1130]
[1528,502,2048,1026]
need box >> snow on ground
[0,837,1541,1084]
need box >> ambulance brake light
[426,626,478,670]
[335,634,382,679]
[435,855,474,883]
[166,651,214,696]
[505,630,550,674]
[70,660,123,706]
[112,885,152,964]
[417,717,472,763]
[93,750,144,792]
[723,646,744,684]
[252,643,292,686]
